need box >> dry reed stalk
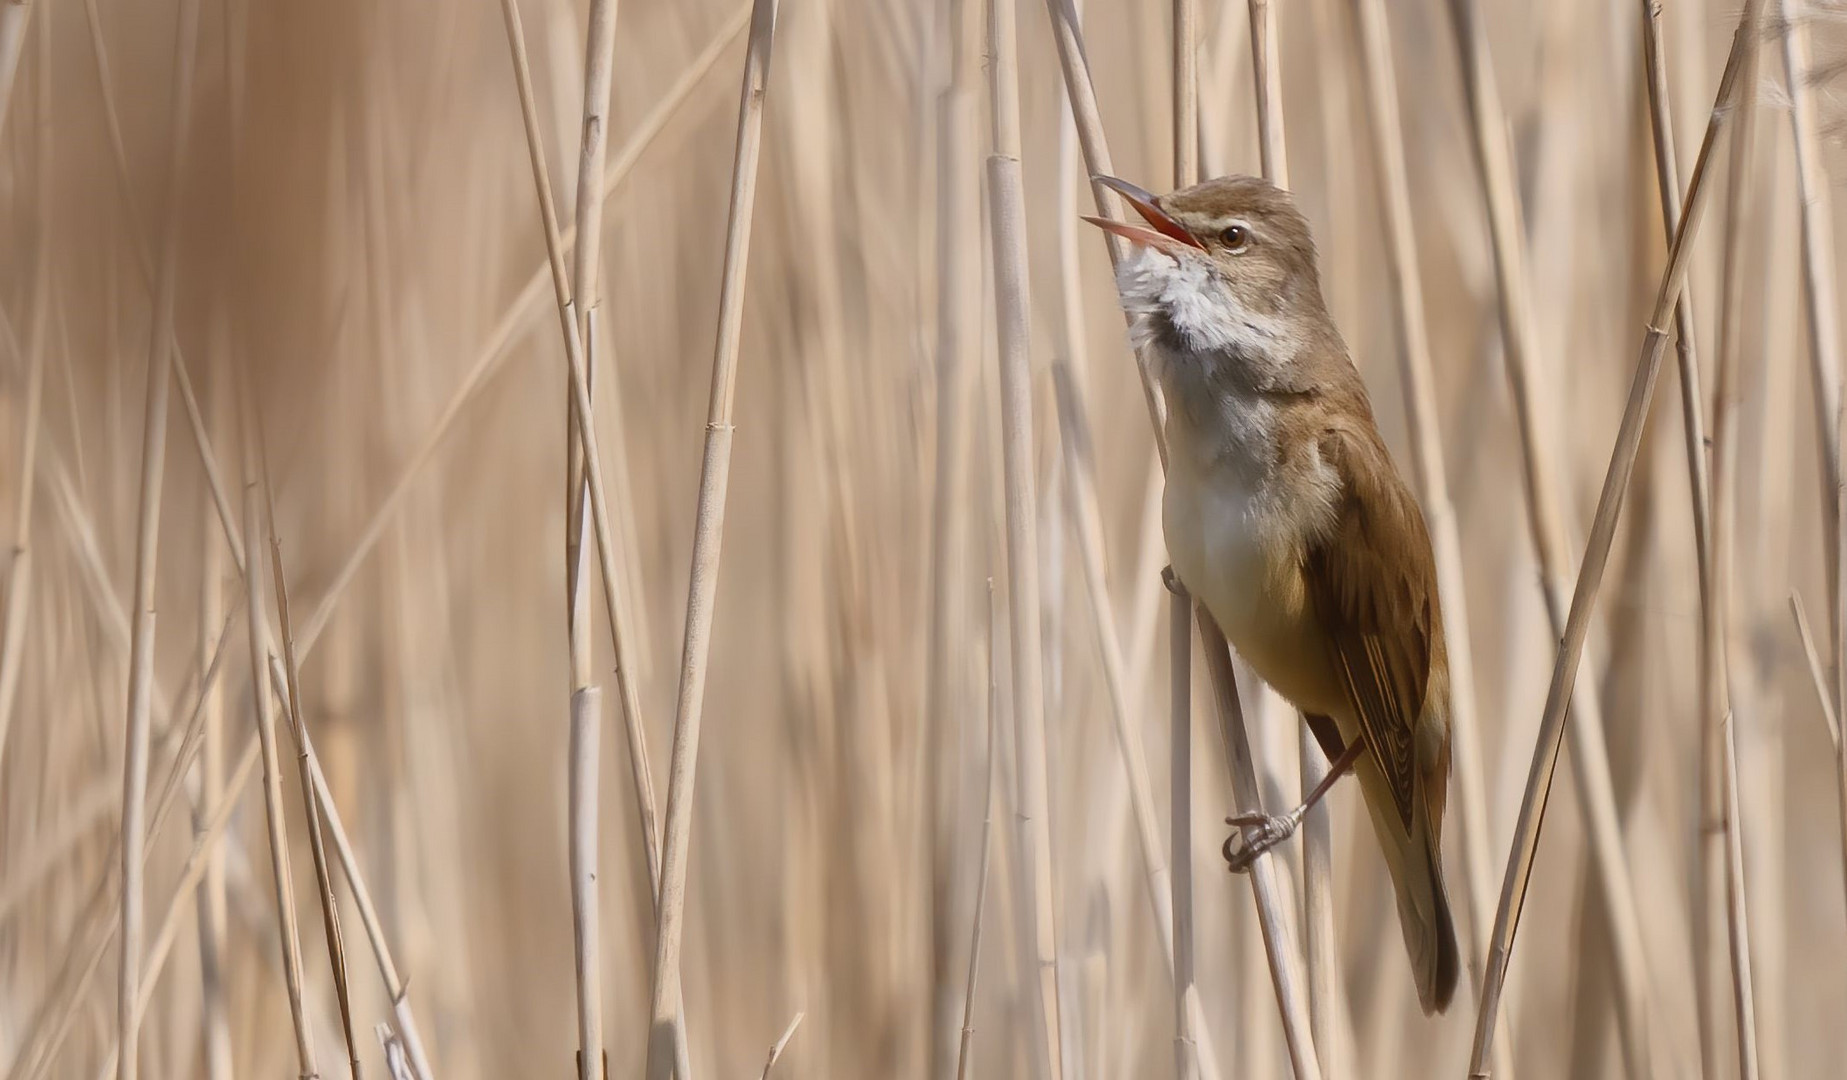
[379,1024,414,1080]
[1245,0,1286,185]
[927,0,982,1067]
[142,613,236,870]
[954,598,1001,1080]
[192,333,232,1080]
[569,0,620,335]
[1467,3,1758,1072]
[0,4,47,768]
[1718,708,1762,1080]
[1170,10,1201,1080]
[21,448,179,747]
[118,607,158,1079]
[644,1,779,1075]
[1174,0,1197,188]
[1041,0,1169,462]
[1055,7,1092,403]
[1048,366,1216,1047]
[113,1,200,1073]
[65,0,740,664]
[1196,0,1249,179]
[563,1,622,1068]
[1034,7,1220,1080]
[493,3,687,1071]
[75,0,246,593]
[1441,1,1666,1073]
[1730,224,1799,1068]
[14,423,440,1080]
[1308,0,1354,318]
[758,1012,804,1079]
[1050,316,1230,1080]
[54,22,735,1075]
[86,731,262,1080]
[561,2,655,695]
[1295,688,1338,1067]
[1040,9,1170,1061]
[569,684,603,1080]
[1634,12,1725,1062]
[1170,589,1197,1080]
[495,0,664,882]
[1793,594,1841,745]
[288,6,749,657]
[1197,609,1323,1080]
[304,744,435,1080]
[42,457,133,655]
[1638,0,1715,603]
[1790,592,1847,915]
[1775,0,1845,671]
[1125,462,1169,700]
[1343,2,1505,1072]
[238,407,316,1078]
[1038,1,1316,1065]
[132,462,437,1075]
[1243,6,1345,1070]
[1776,10,1847,995]
[0,611,237,1080]
[68,330,444,1080]
[985,1,1064,1074]
[0,0,27,132]
[267,511,364,1076]
[1032,8,1176,896]
[1708,19,1764,1073]
[0,148,48,773]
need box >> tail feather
[1410,841,1460,1014]
[1354,757,1461,1014]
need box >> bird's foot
[1161,564,1185,596]
[1221,809,1303,874]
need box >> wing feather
[1303,427,1439,831]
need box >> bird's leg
[1222,737,1365,873]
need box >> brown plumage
[1089,174,1460,1013]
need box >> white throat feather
[1113,244,1300,367]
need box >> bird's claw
[1162,565,1184,596]
[1221,811,1300,874]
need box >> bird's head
[1085,175,1329,370]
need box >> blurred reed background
[2,0,1846,1076]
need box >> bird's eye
[1220,225,1250,251]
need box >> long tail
[1354,756,1460,1014]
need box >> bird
[1085,173,1460,1014]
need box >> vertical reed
[114,2,200,1074]
[1345,2,1505,1072]
[954,596,1002,1080]
[268,517,363,1076]
[1170,588,1196,1080]
[1710,9,1764,1073]
[1468,4,1759,1071]
[984,1,1064,1074]
[929,0,982,1069]
[238,393,316,1079]
[1441,0,1666,1071]
[645,1,781,1074]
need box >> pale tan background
[1,0,1845,1077]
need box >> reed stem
[645,3,780,1074]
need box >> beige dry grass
[3,1,1847,1077]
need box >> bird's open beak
[1083,176,1202,253]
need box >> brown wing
[1303,427,1439,831]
